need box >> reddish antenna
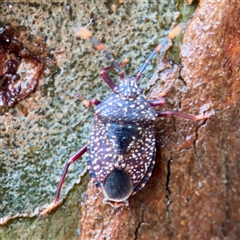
[135,22,186,82]
[74,26,124,80]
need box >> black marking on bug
[102,168,133,202]
[105,123,141,155]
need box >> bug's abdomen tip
[103,169,133,202]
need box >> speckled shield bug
[42,23,211,214]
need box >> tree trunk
[80,1,240,239]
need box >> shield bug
[42,23,211,214]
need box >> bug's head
[114,76,143,99]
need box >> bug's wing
[88,117,155,193]
[126,125,156,191]
[87,117,118,184]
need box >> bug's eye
[137,88,143,94]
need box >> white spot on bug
[93,165,100,170]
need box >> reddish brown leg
[156,110,211,120]
[100,61,128,90]
[148,87,173,107]
[148,98,166,107]
[40,145,88,216]
[53,145,88,202]
[75,92,101,108]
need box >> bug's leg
[100,61,128,90]
[148,98,166,107]
[148,87,173,107]
[156,110,211,120]
[75,92,101,108]
[40,145,88,216]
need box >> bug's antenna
[74,26,124,80]
[136,22,186,82]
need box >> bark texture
[80,1,240,239]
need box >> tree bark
[80,1,240,239]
